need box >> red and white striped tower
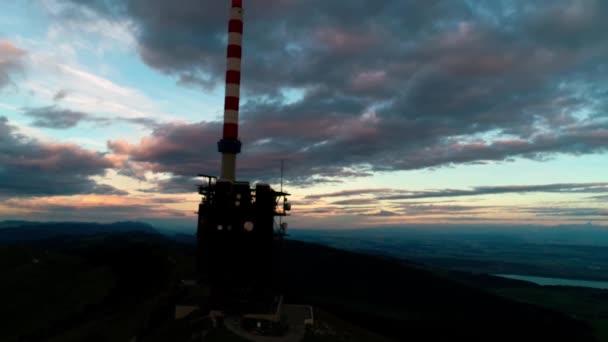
[217,0,244,181]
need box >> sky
[1,0,607,230]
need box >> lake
[495,274,608,289]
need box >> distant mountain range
[291,224,608,246]
[0,221,161,243]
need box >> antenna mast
[217,0,244,181]
[193,1,292,326]
[280,159,284,193]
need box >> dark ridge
[0,221,160,243]
[168,233,196,245]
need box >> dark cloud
[342,203,608,221]
[363,210,401,217]
[107,121,221,178]
[357,202,608,221]
[22,105,161,130]
[0,40,26,89]
[59,0,475,95]
[330,198,380,206]
[23,106,91,129]
[520,207,608,217]
[122,117,162,129]
[107,115,608,186]
[305,202,493,218]
[146,197,185,204]
[379,183,608,200]
[399,204,491,216]
[309,183,608,201]
[293,207,337,215]
[0,116,124,196]
[306,189,395,200]
[1,199,187,222]
[525,0,608,48]
[354,204,491,217]
[53,89,69,101]
[58,0,608,183]
[141,175,200,194]
[589,195,608,202]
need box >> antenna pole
[217,0,244,181]
[279,159,284,228]
[280,159,284,193]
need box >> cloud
[0,195,188,222]
[356,204,491,217]
[309,182,608,201]
[525,0,608,48]
[22,52,169,124]
[0,40,26,90]
[363,210,401,217]
[520,207,608,217]
[0,116,125,196]
[379,183,608,200]
[352,203,608,223]
[306,189,395,200]
[23,106,91,129]
[330,198,380,206]
[107,113,608,185]
[22,105,162,129]
[41,0,136,54]
[140,175,201,194]
[107,121,222,179]
[58,0,608,95]
[58,0,608,184]
[53,89,69,101]
[121,117,162,129]
[399,204,491,216]
[146,197,185,204]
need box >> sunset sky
[1,0,607,230]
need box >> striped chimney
[217,0,243,181]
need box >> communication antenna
[279,160,284,228]
[280,159,284,194]
[191,1,292,328]
[217,0,244,181]
[278,159,290,236]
